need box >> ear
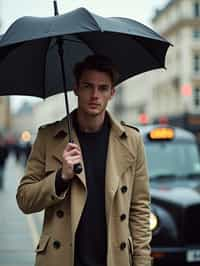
[111,87,116,97]
[73,84,78,96]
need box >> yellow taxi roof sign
[149,127,175,140]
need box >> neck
[76,110,106,133]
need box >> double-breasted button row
[121,185,128,193]
[119,187,127,251]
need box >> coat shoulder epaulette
[39,120,60,130]
[120,121,140,132]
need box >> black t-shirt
[74,114,110,266]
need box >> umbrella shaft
[57,38,83,174]
[53,1,59,16]
[64,90,73,142]
[57,38,73,142]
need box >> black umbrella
[0,1,171,173]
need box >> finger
[65,143,80,151]
[64,149,81,157]
[63,150,81,160]
[62,158,82,170]
[63,155,81,164]
[70,158,82,165]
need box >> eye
[99,86,109,92]
[81,83,92,89]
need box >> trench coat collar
[52,109,134,187]
[53,109,127,139]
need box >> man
[16,55,152,266]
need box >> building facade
[0,96,10,131]
[151,0,200,117]
[110,0,200,127]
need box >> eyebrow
[80,81,110,87]
[81,81,92,85]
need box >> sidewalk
[0,154,42,266]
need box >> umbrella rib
[75,34,96,54]
[62,37,83,44]
[82,8,102,31]
[48,37,85,51]
[43,38,52,98]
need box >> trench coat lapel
[51,117,87,239]
[105,115,135,224]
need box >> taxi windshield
[145,141,200,178]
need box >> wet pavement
[0,154,43,266]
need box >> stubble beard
[84,103,107,118]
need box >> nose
[91,87,99,98]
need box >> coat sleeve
[129,133,153,266]
[16,127,70,214]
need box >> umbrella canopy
[0,7,171,98]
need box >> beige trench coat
[16,112,152,266]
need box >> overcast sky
[0,0,169,111]
[1,0,168,32]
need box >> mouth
[88,103,100,108]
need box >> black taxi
[139,125,200,266]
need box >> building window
[193,28,200,39]
[193,87,200,107]
[194,1,200,17]
[193,54,200,73]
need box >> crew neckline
[73,112,110,136]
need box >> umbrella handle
[73,163,83,174]
[70,140,83,174]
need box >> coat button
[121,186,128,193]
[56,210,64,218]
[53,240,61,249]
[120,214,126,221]
[120,242,126,250]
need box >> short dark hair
[73,54,119,85]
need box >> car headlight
[150,212,158,231]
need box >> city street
[0,154,43,266]
[0,0,200,266]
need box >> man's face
[74,69,115,117]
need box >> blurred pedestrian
[14,141,22,163]
[0,133,8,188]
[16,55,152,266]
[22,141,32,165]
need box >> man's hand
[61,143,82,181]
